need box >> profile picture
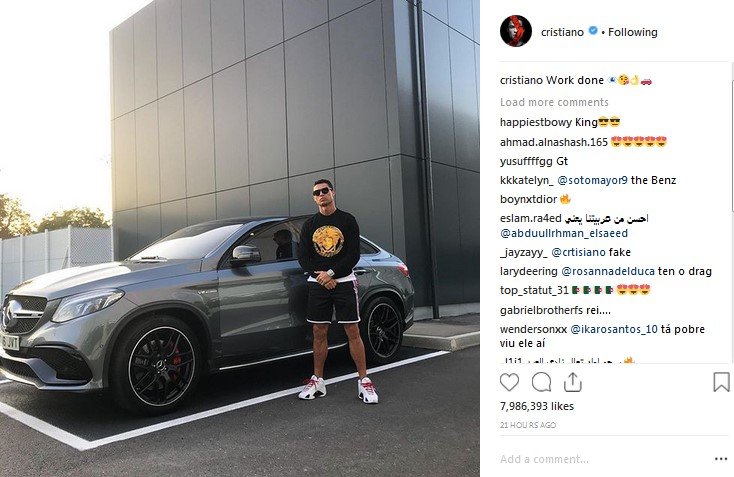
[500,15,532,47]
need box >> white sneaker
[299,375,326,400]
[358,377,378,404]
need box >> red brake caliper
[172,348,181,366]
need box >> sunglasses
[312,187,332,196]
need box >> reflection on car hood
[8,260,202,300]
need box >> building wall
[386,0,479,306]
[110,0,479,306]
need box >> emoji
[618,74,629,85]
[633,136,644,147]
[622,136,633,147]
[609,116,620,127]
[624,357,634,364]
[640,284,650,295]
[645,136,655,147]
[611,136,621,147]
[560,194,571,204]
[598,116,609,127]
[617,284,628,295]
[656,136,667,147]
[629,284,639,295]
[630,75,639,85]
[641,79,652,85]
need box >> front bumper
[0,296,138,391]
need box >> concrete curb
[403,331,480,352]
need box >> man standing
[297,179,378,404]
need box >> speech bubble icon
[532,372,552,392]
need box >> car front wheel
[360,297,403,364]
[110,315,201,415]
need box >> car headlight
[52,289,125,323]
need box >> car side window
[360,239,379,255]
[241,218,307,264]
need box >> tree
[0,194,35,239]
[36,207,110,232]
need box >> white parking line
[0,350,449,451]
[0,401,92,450]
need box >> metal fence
[0,227,113,297]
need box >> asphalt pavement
[0,344,479,476]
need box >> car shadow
[0,346,428,441]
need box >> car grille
[9,296,47,312]
[0,358,38,379]
[2,294,47,335]
[4,318,40,334]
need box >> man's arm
[330,215,360,278]
[297,219,317,274]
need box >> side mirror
[232,245,261,264]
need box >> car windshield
[127,223,243,260]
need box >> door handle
[353,268,372,275]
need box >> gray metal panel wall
[156,0,183,97]
[335,159,393,252]
[329,0,372,19]
[187,194,216,225]
[158,91,187,201]
[113,113,136,211]
[182,0,213,86]
[112,18,134,117]
[184,78,216,196]
[110,0,480,306]
[330,2,389,166]
[138,204,163,248]
[213,63,249,190]
[284,25,333,176]
[250,180,288,216]
[134,3,158,108]
[245,0,284,58]
[423,13,454,167]
[283,0,327,39]
[447,0,474,39]
[161,199,188,236]
[115,209,139,258]
[135,103,161,207]
[472,0,479,43]
[458,169,479,300]
[246,45,287,184]
[389,0,419,157]
[392,155,430,306]
[431,162,463,304]
[450,29,479,172]
[217,187,250,219]
[212,0,246,72]
[422,0,447,23]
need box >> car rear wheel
[110,315,201,415]
[361,297,403,364]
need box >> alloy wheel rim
[128,326,195,407]
[367,303,401,358]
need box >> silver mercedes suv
[0,216,414,415]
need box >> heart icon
[500,373,519,391]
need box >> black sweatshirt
[298,209,360,279]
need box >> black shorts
[306,280,361,324]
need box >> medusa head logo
[312,226,344,258]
